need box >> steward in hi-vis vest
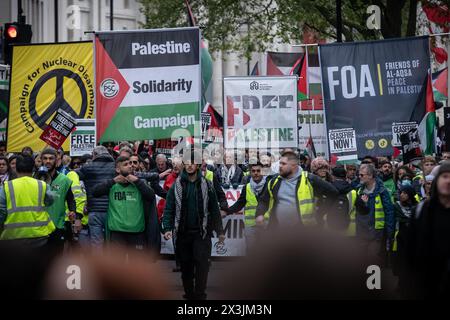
[255,152,338,229]
[38,148,76,254]
[0,155,55,246]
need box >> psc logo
[249,81,259,90]
[100,78,120,99]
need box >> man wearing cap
[39,148,77,254]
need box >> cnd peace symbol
[29,69,87,130]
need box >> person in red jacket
[157,156,183,222]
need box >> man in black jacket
[162,157,225,300]
[77,146,115,251]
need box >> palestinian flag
[305,136,316,159]
[290,53,308,101]
[413,71,437,155]
[432,67,448,102]
[266,52,303,75]
[250,62,259,76]
[185,0,213,110]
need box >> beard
[120,170,130,177]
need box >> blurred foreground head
[220,229,391,300]
[0,244,172,299]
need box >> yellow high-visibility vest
[65,171,88,226]
[266,171,316,226]
[205,169,214,182]
[345,190,357,237]
[1,176,55,240]
[244,183,258,227]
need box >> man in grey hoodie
[256,151,338,229]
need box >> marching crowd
[0,139,449,299]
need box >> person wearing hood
[76,146,116,251]
[400,163,450,298]
[379,160,396,201]
[162,154,225,300]
[354,163,395,266]
[227,162,268,249]
[255,151,338,230]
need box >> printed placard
[328,128,357,154]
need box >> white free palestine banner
[224,76,298,149]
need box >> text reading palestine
[131,41,191,56]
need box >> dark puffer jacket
[76,154,116,212]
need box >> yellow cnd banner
[7,42,94,152]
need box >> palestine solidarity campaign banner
[95,27,201,142]
[319,36,430,158]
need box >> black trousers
[110,231,145,250]
[47,228,66,256]
[175,232,212,300]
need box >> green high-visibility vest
[1,176,55,240]
[266,171,316,226]
[107,183,145,233]
[244,183,257,227]
[47,173,72,230]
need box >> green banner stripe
[73,130,95,135]
[0,101,7,114]
[100,102,200,142]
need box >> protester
[392,184,417,282]
[119,147,133,158]
[259,152,276,177]
[39,148,77,255]
[400,163,450,298]
[8,154,17,174]
[77,146,115,251]
[93,156,157,254]
[256,151,338,229]
[379,159,396,200]
[215,151,243,188]
[420,175,434,200]
[0,155,55,247]
[228,162,267,248]
[0,142,7,157]
[328,166,355,232]
[56,148,70,175]
[0,156,17,186]
[62,155,72,168]
[354,163,395,266]
[151,154,172,181]
[162,154,225,300]
[441,151,450,163]
[345,164,357,184]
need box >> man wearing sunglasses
[227,162,268,249]
[355,163,395,267]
